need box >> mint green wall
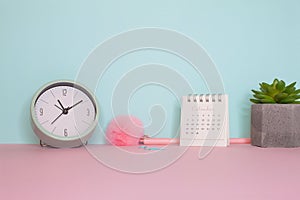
[1,0,299,143]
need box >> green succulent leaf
[286,81,296,89]
[274,93,288,102]
[261,82,271,89]
[284,87,296,94]
[250,78,299,104]
[280,97,298,104]
[272,78,279,88]
[260,98,276,103]
[276,80,286,91]
[259,83,268,93]
[253,94,273,100]
[288,94,300,100]
[284,82,297,94]
[250,98,261,103]
[292,89,300,95]
[251,89,264,95]
[266,85,278,97]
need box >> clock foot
[40,140,47,147]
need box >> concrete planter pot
[251,104,300,147]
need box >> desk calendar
[180,94,229,146]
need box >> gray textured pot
[251,104,300,147]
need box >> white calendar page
[180,94,229,146]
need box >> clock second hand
[51,112,63,125]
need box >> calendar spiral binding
[187,94,224,103]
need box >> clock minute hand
[67,100,83,111]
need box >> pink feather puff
[106,115,144,146]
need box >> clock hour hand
[67,100,83,111]
[57,99,65,110]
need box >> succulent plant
[250,78,300,104]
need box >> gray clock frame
[30,80,99,148]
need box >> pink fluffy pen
[139,137,179,145]
[106,115,251,146]
[139,136,250,145]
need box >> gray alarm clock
[30,80,99,148]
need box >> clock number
[87,108,90,116]
[39,108,43,116]
[62,89,67,96]
[63,129,68,137]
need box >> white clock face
[34,84,97,139]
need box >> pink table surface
[1,144,300,200]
